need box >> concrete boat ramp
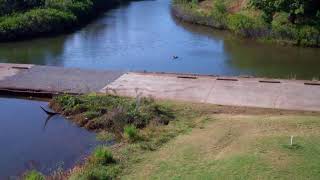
[1,63,320,112]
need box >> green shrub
[213,0,226,14]
[209,0,227,28]
[297,25,320,46]
[52,95,174,132]
[24,170,45,180]
[227,13,267,37]
[93,146,115,165]
[0,8,76,41]
[124,125,139,142]
[271,12,320,46]
[271,12,298,40]
[0,0,117,41]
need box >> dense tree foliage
[250,0,320,24]
[0,0,45,15]
[0,0,119,41]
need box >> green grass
[122,115,320,179]
[93,146,115,165]
[257,136,320,179]
[50,95,320,179]
[62,97,203,179]
[124,125,140,142]
[24,170,45,180]
[51,94,174,132]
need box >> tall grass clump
[124,125,140,142]
[51,94,174,136]
[209,0,228,28]
[24,170,45,180]
[227,13,268,37]
[93,146,115,165]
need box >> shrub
[0,0,117,41]
[271,12,298,40]
[297,25,320,46]
[24,170,45,180]
[250,0,320,24]
[93,146,115,165]
[271,12,320,46]
[227,13,267,37]
[124,125,139,142]
[0,8,76,41]
[209,0,227,28]
[51,95,174,131]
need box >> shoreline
[0,0,129,42]
[171,3,320,48]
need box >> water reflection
[175,19,320,79]
[0,0,319,79]
[0,97,98,178]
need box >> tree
[0,0,45,16]
[250,0,320,24]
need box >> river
[0,0,319,79]
[0,97,99,178]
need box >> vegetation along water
[0,0,319,179]
[23,94,320,179]
[172,0,320,47]
[0,0,122,41]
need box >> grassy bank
[172,0,320,47]
[0,0,121,41]
[26,94,320,179]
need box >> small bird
[40,106,59,116]
[172,55,178,60]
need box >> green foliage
[24,170,45,180]
[227,13,267,37]
[272,12,320,46]
[52,95,174,132]
[272,12,298,39]
[0,0,116,41]
[213,0,226,14]
[0,8,76,41]
[124,125,140,142]
[173,0,319,46]
[250,0,320,23]
[296,25,320,46]
[0,0,45,16]
[209,0,227,28]
[93,146,115,165]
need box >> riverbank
[171,0,320,47]
[0,0,124,42]
[26,94,320,179]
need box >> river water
[0,97,99,178]
[0,0,319,79]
